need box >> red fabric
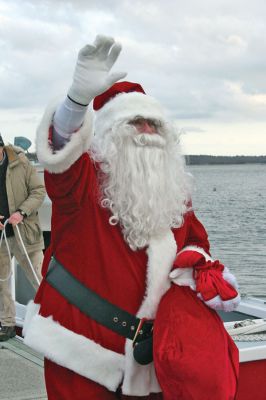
[154,285,239,400]
[93,81,146,111]
[236,360,266,400]
[45,358,118,400]
[36,154,211,357]
[34,153,235,397]
[36,154,149,356]
[173,210,211,254]
[195,260,238,301]
[173,249,205,269]
[45,359,162,400]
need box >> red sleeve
[173,209,211,255]
[44,152,97,213]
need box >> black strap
[67,94,89,107]
[46,257,152,341]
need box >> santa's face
[128,117,160,135]
[91,118,191,250]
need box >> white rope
[226,319,266,342]
[231,334,266,342]
[0,220,40,286]
[14,224,40,286]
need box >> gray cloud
[0,0,266,151]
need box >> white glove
[68,35,127,105]
[169,268,196,290]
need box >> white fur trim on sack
[223,266,239,290]
[36,99,93,173]
[201,293,241,312]
[23,301,124,391]
[220,266,241,311]
[122,229,177,396]
[95,92,167,138]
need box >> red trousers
[44,359,162,400]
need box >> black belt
[45,257,153,346]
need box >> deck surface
[0,336,47,400]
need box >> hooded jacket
[4,145,45,252]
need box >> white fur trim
[36,100,93,173]
[223,266,239,290]
[22,301,40,336]
[23,301,124,391]
[221,267,240,311]
[122,341,161,396]
[95,92,166,138]
[201,293,241,312]
[176,245,213,261]
[139,230,177,319]
[221,294,241,312]
[122,229,176,395]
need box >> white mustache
[132,133,166,148]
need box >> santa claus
[23,35,240,400]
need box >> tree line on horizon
[26,152,266,165]
[186,155,266,165]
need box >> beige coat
[4,145,46,252]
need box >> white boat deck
[0,336,47,400]
[236,339,266,362]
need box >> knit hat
[0,134,4,147]
[93,81,167,136]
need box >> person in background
[0,134,45,341]
[23,35,240,399]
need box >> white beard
[90,122,192,250]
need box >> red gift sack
[153,285,239,400]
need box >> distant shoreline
[186,155,266,165]
[26,153,266,165]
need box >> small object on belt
[132,318,154,365]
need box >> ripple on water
[188,164,266,296]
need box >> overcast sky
[0,0,266,155]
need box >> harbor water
[188,163,266,297]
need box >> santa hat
[93,81,167,136]
[0,134,4,147]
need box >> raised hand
[68,35,127,106]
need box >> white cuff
[169,268,196,290]
[36,99,93,174]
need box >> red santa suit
[23,84,240,400]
